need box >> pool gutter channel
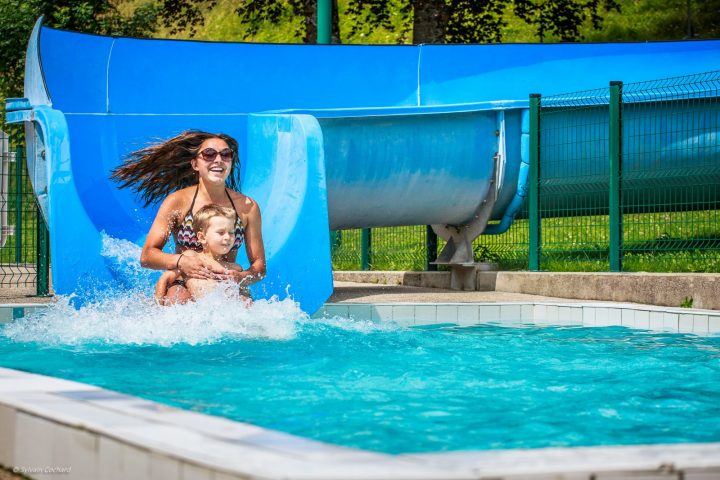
[1,301,720,479]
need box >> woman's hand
[178,251,226,279]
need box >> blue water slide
[6,18,720,309]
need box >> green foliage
[345,0,412,43]
[680,296,694,308]
[444,0,507,43]
[345,0,618,43]
[235,0,310,42]
[513,0,620,42]
[473,244,501,264]
[583,0,720,41]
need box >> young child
[155,204,249,304]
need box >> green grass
[333,209,720,272]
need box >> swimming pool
[2,297,720,455]
[1,297,720,479]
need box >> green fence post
[360,228,371,270]
[329,230,338,254]
[14,147,23,263]
[609,81,623,272]
[36,213,50,296]
[528,94,541,271]
[317,0,332,44]
[425,225,437,271]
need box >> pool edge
[1,367,719,479]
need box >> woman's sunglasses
[199,147,234,162]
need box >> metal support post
[609,81,623,272]
[360,228,371,270]
[36,213,50,295]
[14,147,23,262]
[317,0,332,44]
[528,94,541,271]
[425,225,437,271]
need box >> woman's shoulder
[166,187,196,203]
[161,187,196,213]
[228,190,258,212]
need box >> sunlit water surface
[2,291,719,454]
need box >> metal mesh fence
[621,71,720,272]
[331,229,362,270]
[471,210,529,270]
[536,88,613,271]
[331,226,429,271]
[331,71,720,273]
[0,130,40,290]
[369,225,427,271]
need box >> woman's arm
[140,194,182,270]
[140,193,223,279]
[224,200,266,286]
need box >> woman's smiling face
[192,137,233,184]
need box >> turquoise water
[1,296,719,454]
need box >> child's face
[198,216,236,256]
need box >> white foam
[4,284,306,347]
[4,233,344,346]
[100,233,144,274]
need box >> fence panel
[473,211,529,270]
[621,72,720,272]
[0,132,41,292]
[536,88,612,271]
[331,226,429,271]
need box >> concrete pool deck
[329,281,594,305]
[8,270,718,309]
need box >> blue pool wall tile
[371,305,393,322]
[414,305,437,325]
[457,305,479,326]
[4,302,720,336]
[392,305,415,327]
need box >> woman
[111,130,266,303]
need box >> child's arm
[155,270,181,305]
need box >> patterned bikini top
[175,187,245,252]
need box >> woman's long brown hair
[110,130,241,207]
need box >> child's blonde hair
[193,204,236,234]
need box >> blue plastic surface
[7,19,720,311]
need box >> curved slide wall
[7,20,720,311]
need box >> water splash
[4,233,313,346]
[100,232,158,290]
[4,288,305,346]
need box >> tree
[347,0,621,44]
[514,0,621,43]
[235,0,341,44]
[0,0,210,118]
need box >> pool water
[1,295,719,454]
